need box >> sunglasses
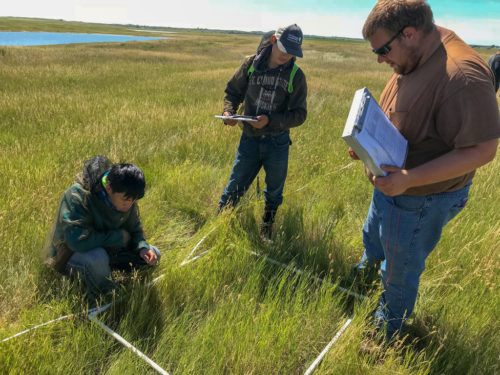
[372,26,406,57]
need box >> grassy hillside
[0,18,498,374]
[0,16,183,35]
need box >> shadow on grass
[227,205,377,319]
[236,205,359,283]
[35,265,89,311]
[400,313,498,375]
[104,276,166,357]
[170,201,208,234]
[244,206,350,271]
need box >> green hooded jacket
[43,155,148,273]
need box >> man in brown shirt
[350,0,500,342]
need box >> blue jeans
[358,184,470,339]
[219,131,290,210]
[66,245,161,301]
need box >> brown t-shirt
[379,27,500,196]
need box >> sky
[1,0,499,46]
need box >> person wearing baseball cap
[218,24,308,242]
[274,24,303,58]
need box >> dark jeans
[219,131,290,210]
[66,245,161,301]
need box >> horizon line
[1,16,499,48]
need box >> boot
[259,208,277,243]
[347,259,380,294]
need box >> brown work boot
[259,208,277,243]
[259,221,273,243]
[358,327,385,357]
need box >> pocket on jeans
[273,133,290,147]
[240,132,250,144]
[392,195,426,212]
[442,197,468,224]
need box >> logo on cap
[287,34,301,44]
[274,24,303,58]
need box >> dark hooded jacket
[43,155,149,273]
[488,52,500,92]
[223,31,308,137]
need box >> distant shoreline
[0,31,166,46]
[128,29,177,34]
[0,16,498,48]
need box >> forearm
[65,227,124,252]
[373,138,498,196]
[406,139,498,187]
[223,59,251,114]
[268,73,307,131]
[130,232,148,250]
[223,78,245,114]
[123,206,148,250]
[60,189,125,252]
[223,96,240,115]
[267,107,307,131]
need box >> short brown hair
[362,0,435,39]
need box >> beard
[396,44,420,75]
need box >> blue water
[0,31,166,46]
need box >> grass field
[0,17,499,374]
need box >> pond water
[0,31,166,46]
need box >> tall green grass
[0,17,498,374]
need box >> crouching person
[43,155,161,304]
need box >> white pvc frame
[2,162,360,374]
[303,318,353,375]
[88,310,170,375]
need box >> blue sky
[1,0,499,46]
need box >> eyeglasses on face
[372,26,406,57]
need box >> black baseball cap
[275,24,303,58]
